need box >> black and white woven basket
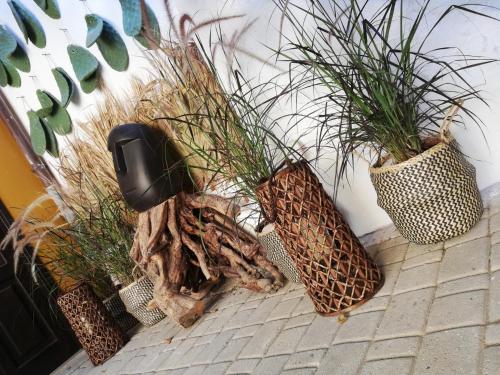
[103,293,138,332]
[119,276,165,327]
[257,223,301,283]
[370,137,483,244]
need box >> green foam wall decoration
[68,44,99,93]
[43,91,72,135]
[28,110,46,155]
[0,26,18,58]
[96,20,129,71]
[119,0,142,37]
[135,2,161,49]
[85,14,104,47]
[52,67,74,107]
[43,120,59,157]
[7,46,31,72]
[0,62,7,87]
[2,60,21,87]
[8,0,46,48]
[34,0,61,19]
[36,89,53,117]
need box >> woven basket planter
[370,139,483,244]
[57,283,128,366]
[103,293,138,332]
[119,276,166,326]
[257,223,301,283]
[256,161,384,316]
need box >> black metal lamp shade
[107,123,185,212]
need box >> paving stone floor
[53,196,500,375]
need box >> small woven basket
[119,276,166,326]
[370,102,483,244]
[257,223,301,283]
[103,293,138,332]
[256,161,384,316]
[57,283,128,366]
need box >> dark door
[0,200,79,375]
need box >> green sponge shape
[85,14,103,47]
[0,26,18,58]
[80,70,99,94]
[68,44,100,93]
[28,110,46,155]
[8,0,46,48]
[33,0,61,19]
[36,89,53,117]
[119,0,142,37]
[52,67,74,107]
[43,91,72,135]
[0,62,7,87]
[95,18,129,71]
[135,3,161,49]
[0,28,30,72]
[1,60,21,87]
[43,120,59,157]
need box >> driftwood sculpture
[130,192,283,327]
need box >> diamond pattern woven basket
[370,139,483,244]
[119,276,166,327]
[256,161,384,316]
[57,283,128,366]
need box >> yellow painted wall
[0,119,71,291]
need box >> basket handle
[440,99,464,143]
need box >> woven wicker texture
[370,140,483,244]
[57,284,128,366]
[258,224,301,283]
[256,161,383,316]
[103,293,138,332]
[119,277,166,327]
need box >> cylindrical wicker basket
[370,139,483,244]
[257,223,301,283]
[103,293,138,332]
[119,276,166,326]
[57,283,128,366]
[256,161,384,316]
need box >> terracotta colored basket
[57,283,128,366]
[256,161,384,316]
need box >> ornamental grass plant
[276,0,498,179]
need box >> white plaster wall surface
[2,0,500,236]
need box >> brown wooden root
[130,193,283,327]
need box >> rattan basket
[370,103,483,244]
[256,161,384,316]
[57,283,128,366]
[119,276,166,326]
[370,139,483,244]
[257,223,301,283]
[103,293,138,332]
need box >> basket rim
[118,276,149,294]
[370,139,452,175]
[255,160,306,193]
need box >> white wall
[2,0,500,236]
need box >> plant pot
[118,276,166,326]
[257,223,301,283]
[370,139,483,244]
[56,283,128,366]
[103,293,138,332]
[255,161,384,316]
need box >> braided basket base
[57,284,128,366]
[370,140,483,244]
[256,161,384,316]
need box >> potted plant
[155,43,383,316]
[277,0,498,244]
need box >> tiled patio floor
[53,196,500,375]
